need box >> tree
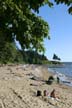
[0,42,17,63]
[0,0,50,54]
[54,0,72,14]
[53,54,61,61]
[0,0,72,54]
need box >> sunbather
[37,90,42,96]
[43,90,49,96]
[50,89,56,98]
[50,89,60,100]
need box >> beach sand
[0,64,72,108]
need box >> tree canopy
[0,0,50,53]
[55,0,72,14]
[0,0,72,54]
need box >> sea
[48,62,72,87]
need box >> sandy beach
[0,64,72,108]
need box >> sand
[0,64,72,108]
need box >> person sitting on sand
[37,90,42,96]
[50,89,60,100]
[50,89,56,98]
[57,77,60,83]
[43,90,49,96]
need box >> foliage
[0,0,72,64]
[14,50,24,63]
[0,42,17,64]
[0,0,72,55]
[54,0,72,14]
[53,53,61,61]
[21,50,49,64]
[0,0,50,53]
[0,41,49,64]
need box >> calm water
[48,62,72,86]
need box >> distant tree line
[53,54,61,61]
[0,42,49,64]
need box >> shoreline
[48,66,72,87]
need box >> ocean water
[48,62,72,87]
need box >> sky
[38,3,72,62]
